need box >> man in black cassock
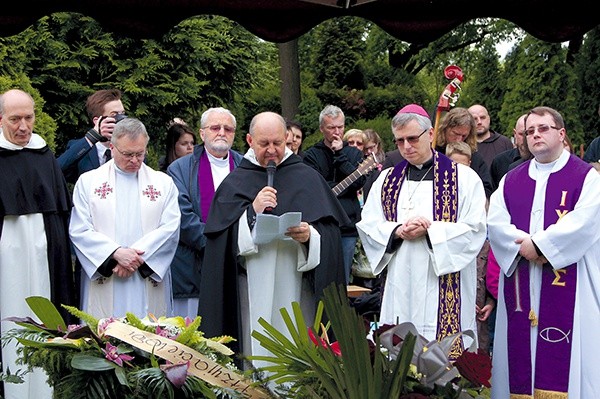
[197,112,348,368]
[0,89,76,398]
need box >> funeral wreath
[1,296,270,399]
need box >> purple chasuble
[198,150,235,221]
[503,155,591,397]
[381,150,463,359]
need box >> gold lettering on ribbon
[552,269,567,286]
[104,322,269,399]
[559,190,567,207]
[555,209,568,220]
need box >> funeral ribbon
[104,321,270,399]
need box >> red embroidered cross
[143,185,161,201]
[94,182,113,199]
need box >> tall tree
[499,35,582,146]
[310,16,367,90]
[575,26,600,148]
[461,41,506,134]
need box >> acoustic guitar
[332,153,379,196]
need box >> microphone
[265,160,276,213]
[266,160,276,187]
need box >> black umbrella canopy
[0,0,598,42]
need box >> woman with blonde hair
[435,107,494,197]
[343,128,366,152]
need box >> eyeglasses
[394,129,428,146]
[203,124,235,134]
[113,145,146,160]
[347,140,363,146]
[525,124,558,136]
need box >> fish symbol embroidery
[539,327,571,343]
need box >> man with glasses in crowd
[303,104,365,285]
[69,117,180,319]
[488,106,600,398]
[167,107,243,319]
[356,104,487,355]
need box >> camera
[113,113,128,123]
[99,113,127,127]
[88,113,128,143]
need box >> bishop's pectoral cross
[401,198,414,212]
[400,196,416,218]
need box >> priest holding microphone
[197,111,348,369]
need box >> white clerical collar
[0,130,46,150]
[532,149,569,173]
[206,150,229,166]
[114,162,139,176]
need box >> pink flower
[308,328,342,357]
[160,362,189,388]
[102,342,134,367]
[155,325,179,339]
[97,317,119,335]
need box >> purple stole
[381,151,463,359]
[198,150,235,221]
[503,155,591,397]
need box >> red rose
[453,349,492,388]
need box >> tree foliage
[575,26,600,146]
[0,12,276,155]
[461,42,506,133]
[1,14,599,157]
[499,35,583,146]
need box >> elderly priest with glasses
[356,104,487,358]
[69,117,180,319]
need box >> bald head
[468,104,491,140]
[247,112,287,167]
[0,89,36,146]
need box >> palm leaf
[71,354,117,371]
[16,337,79,349]
[26,296,67,331]
[250,283,422,399]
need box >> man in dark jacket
[303,105,365,284]
[468,104,513,169]
[57,89,126,184]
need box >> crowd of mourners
[2,87,600,398]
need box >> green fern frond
[211,335,236,345]
[176,316,202,345]
[62,304,99,331]
[125,313,145,330]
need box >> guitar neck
[332,165,367,196]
